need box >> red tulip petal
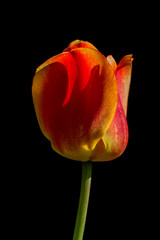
[32,52,78,147]
[116,54,133,115]
[91,94,128,161]
[61,48,118,161]
[32,48,118,161]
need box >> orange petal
[107,55,117,72]
[32,52,78,152]
[116,55,133,116]
[91,94,128,161]
[62,47,118,161]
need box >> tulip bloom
[32,40,133,162]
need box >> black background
[4,3,156,239]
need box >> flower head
[32,40,133,161]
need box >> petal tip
[117,54,133,71]
[64,39,98,52]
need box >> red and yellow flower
[32,40,133,161]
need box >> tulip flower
[32,40,133,162]
[32,40,133,239]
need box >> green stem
[73,161,92,240]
